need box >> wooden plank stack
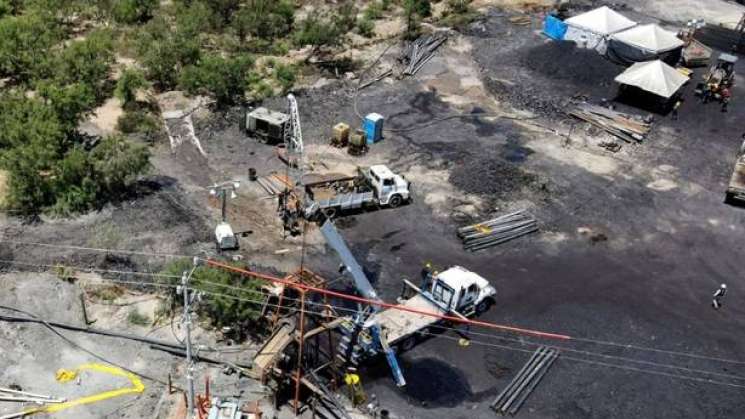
[568,103,652,143]
[257,173,292,196]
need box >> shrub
[115,68,148,107]
[179,53,255,107]
[116,109,160,134]
[127,309,151,326]
[160,259,266,338]
[274,63,296,92]
[112,0,157,24]
[357,17,375,37]
[363,2,384,20]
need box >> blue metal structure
[320,220,406,387]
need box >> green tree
[51,147,97,215]
[179,53,254,107]
[115,68,148,107]
[293,14,341,57]
[0,12,62,82]
[231,0,294,42]
[89,135,150,198]
[403,0,431,39]
[111,0,157,24]
[36,81,97,134]
[53,30,114,91]
[160,258,266,337]
[205,0,239,25]
[135,16,200,90]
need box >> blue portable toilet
[364,113,384,144]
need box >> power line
[11,268,745,390]
[0,240,192,259]
[4,257,745,369]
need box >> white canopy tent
[614,60,689,98]
[611,24,684,52]
[564,6,637,53]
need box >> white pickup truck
[304,165,411,218]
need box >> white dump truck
[304,165,411,219]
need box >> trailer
[726,139,745,203]
[245,107,289,144]
[304,165,410,219]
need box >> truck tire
[388,194,403,208]
[476,299,492,315]
[399,335,417,352]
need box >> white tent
[611,24,684,53]
[564,6,637,53]
[614,60,689,98]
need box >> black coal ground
[291,10,745,419]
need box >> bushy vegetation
[160,259,266,338]
[0,0,462,215]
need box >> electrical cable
[7,268,745,390]
[49,273,745,385]
[0,305,174,388]
[4,257,745,367]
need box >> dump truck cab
[215,222,239,252]
[364,165,410,208]
[245,107,289,144]
[726,139,745,203]
[427,266,497,313]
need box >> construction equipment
[679,19,711,67]
[725,139,745,204]
[304,165,411,219]
[245,107,289,144]
[491,346,560,416]
[695,53,737,103]
[331,122,350,147]
[321,221,497,387]
[348,129,367,155]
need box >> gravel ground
[2,1,745,418]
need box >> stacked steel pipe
[491,346,560,416]
[458,210,538,251]
[402,33,448,76]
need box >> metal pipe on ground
[508,350,560,416]
[491,347,549,412]
[490,346,545,410]
[500,348,557,414]
[462,220,537,241]
[465,225,539,251]
[463,222,537,246]
[457,210,527,235]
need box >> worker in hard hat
[420,263,433,289]
[344,367,364,406]
[712,284,727,310]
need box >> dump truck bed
[370,294,444,345]
[727,155,745,198]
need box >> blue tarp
[543,15,567,40]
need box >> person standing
[721,87,731,112]
[712,284,727,309]
[671,98,683,120]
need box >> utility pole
[179,268,197,417]
[209,181,240,222]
